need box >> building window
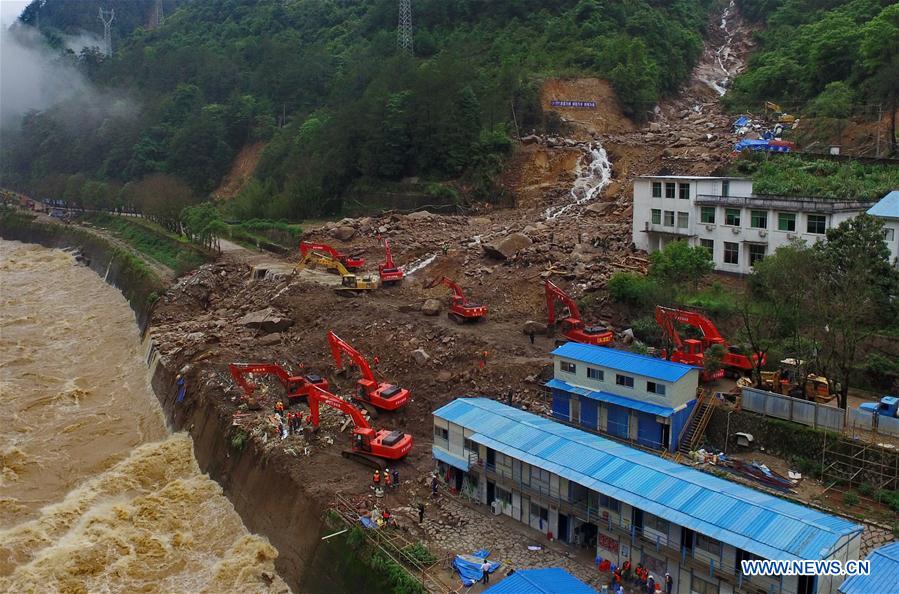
[651,209,661,224]
[652,182,662,198]
[647,381,666,395]
[691,573,719,594]
[721,180,730,197]
[677,212,689,228]
[696,534,722,555]
[495,485,512,506]
[679,183,690,200]
[646,513,669,534]
[560,361,576,374]
[778,212,796,232]
[807,214,826,234]
[531,504,549,527]
[699,239,714,256]
[599,493,621,513]
[464,438,477,452]
[700,207,715,224]
[665,183,676,199]
[724,208,741,226]
[434,426,448,440]
[724,241,739,265]
[587,367,604,381]
[664,211,675,226]
[749,244,766,266]
[885,228,896,242]
[616,374,634,388]
[750,210,767,229]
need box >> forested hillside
[727,0,897,125]
[2,0,714,221]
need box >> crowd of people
[608,560,673,594]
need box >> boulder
[520,134,540,145]
[411,348,431,365]
[482,232,532,260]
[421,299,442,316]
[469,217,491,226]
[330,226,356,241]
[586,201,616,216]
[258,333,282,346]
[238,308,294,334]
[436,370,454,383]
[522,321,548,336]
[406,210,433,221]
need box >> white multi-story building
[632,176,874,274]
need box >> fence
[741,388,845,431]
[848,408,899,438]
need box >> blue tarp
[453,549,500,587]
[733,116,749,128]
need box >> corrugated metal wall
[607,404,629,439]
[742,388,845,432]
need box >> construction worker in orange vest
[384,468,392,489]
[274,401,285,417]
[373,469,381,486]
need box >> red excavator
[229,363,329,401]
[425,276,488,324]
[544,280,613,345]
[327,330,410,412]
[304,381,413,467]
[654,306,765,377]
[299,240,365,271]
[378,236,404,285]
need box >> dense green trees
[730,0,897,149]
[3,0,715,220]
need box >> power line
[397,0,412,55]
[153,0,164,28]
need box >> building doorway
[558,513,569,542]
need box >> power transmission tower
[397,0,413,55]
[98,7,115,57]
[154,0,164,27]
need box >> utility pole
[876,103,882,158]
[98,7,115,57]
[397,0,413,55]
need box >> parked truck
[859,396,899,418]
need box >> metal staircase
[678,389,717,456]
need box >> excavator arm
[545,280,583,325]
[300,241,364,269]
[229,363,292,397]
[381,237,396,270]
[305,382,372,430]
[426,276,466,304]
[327,331,375,383]
[655,306,725,345]
[654,306,685,351]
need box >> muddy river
[0,239,287,592]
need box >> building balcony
[641,222,695,237]
[695,194,874,213]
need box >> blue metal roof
[434,398,862,562]
[839,541,899,594]
[547,379,675,417]
[867,190,899,219]
[551,343,696,383]
[484,568,598,594]
[431,445,470,471]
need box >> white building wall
[554,355,698,409]
[633,176,871,275]
[878,216,899,267]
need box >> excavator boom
[544,280,612,345]
[299,241,364,270]
[299,251,377,292]
[327,330,409,411]
[228,363,328,400]
[378,237,404,283]
[425,276,488,324]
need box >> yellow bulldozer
[760,359,836,403]
[297,251,377,293]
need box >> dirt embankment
[214,141,267,200]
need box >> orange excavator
[544,280,613,345]
[654,306,766,377]
[327,330,410,412]
[228,363,329,401]
[304,381,413,467]
[299,240,365,271]
[425,276,488,324]
[378,236,404,285]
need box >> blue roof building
[484,568,598,594]
[839,541,899,594]
[433,397,863,594]
[867,190,899,268]
[549,344,700,451]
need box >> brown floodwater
[0,239,288,592]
